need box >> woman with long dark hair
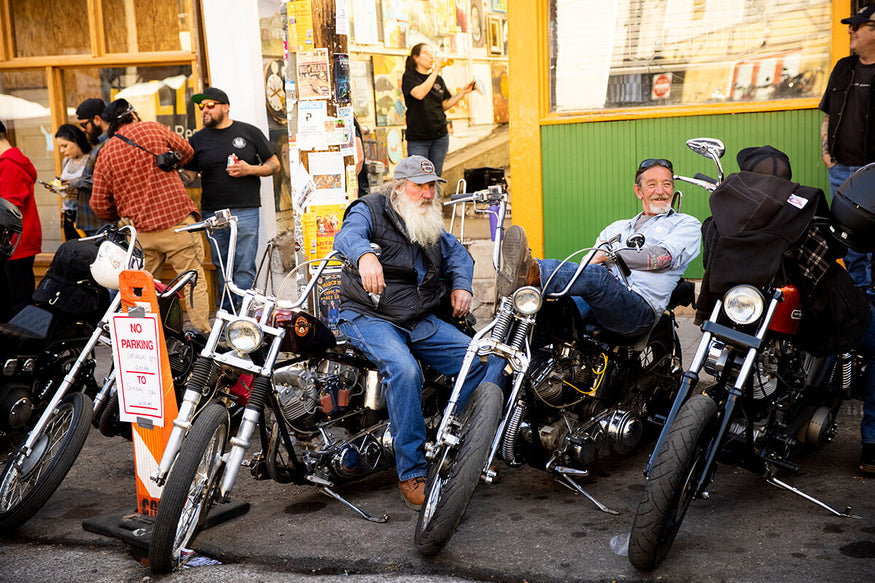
[54,124,92,239]
[401,43,475,177]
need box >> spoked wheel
[414,382,503,556]
[628,394,718,571]
[0,392,93,532]
[149,403,229,573]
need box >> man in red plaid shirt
[91,99,211,332]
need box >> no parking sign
[110,311,167,426]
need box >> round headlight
[225,318,263,353]
[512,286,542,315]
[723,285,764,325]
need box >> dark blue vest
[339,193,445,327]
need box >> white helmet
[89,237,143,290]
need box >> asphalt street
[1,315,874,583]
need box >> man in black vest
[333,155,488,510]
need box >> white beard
[392,190,444,247]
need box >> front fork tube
[152,356,217,485]
[483,365,529,472]
[645,301,720,477]
[21,293,122,457]
[220,373,274,499]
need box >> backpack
[33,238,110,320]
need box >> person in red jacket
[0,120,42,322]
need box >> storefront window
[62,65,197,137]
[10,0,91,57]
[549,0,832,113]
[102,0,192,53]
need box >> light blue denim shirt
[598,209,701,314]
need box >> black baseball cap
[76,98,106,120]
[191,87,229,105]
[842,5,875,25]
[737,145,792,180]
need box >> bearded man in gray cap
[333,155,490,511]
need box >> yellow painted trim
[542,98,820,125]
[832,0,851,68]
[508,0,545,257]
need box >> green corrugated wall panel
[540,109,827,278]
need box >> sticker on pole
[110,312,166,426]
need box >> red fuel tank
[768,284,802,335]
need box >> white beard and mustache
[391,187,444,247]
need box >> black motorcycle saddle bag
[32,238,110,320]
[0,304,57,354]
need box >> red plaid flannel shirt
[91,121,198,232]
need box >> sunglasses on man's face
[79,120,91,130]
[197,101,220,111]
[636,158,673,179]
[850,22,875,32]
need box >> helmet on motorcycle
[830,162,875,252]
[736,145,792,180]
[0,198,23,258]
[89,231,145,289]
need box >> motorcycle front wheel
[414,382,503,556]
[628,394,718,571]
[0,392,93,532]
[149,402,229,574]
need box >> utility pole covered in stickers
[282,1,355,330]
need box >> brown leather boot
[496,225,536,298]
[399,476,427,510]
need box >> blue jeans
[208,207,260,310]
[854,307,875,444]
[829,165,872,292]
[539,259,655,336]
[406,134,450,178]
[338,313,488,481]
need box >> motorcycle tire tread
[415,382,503,556]
[628,393,718,571]
[0,392,93,532]
[149,402,230,574]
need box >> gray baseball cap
[393,155,446,184]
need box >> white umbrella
[0,93,51,120]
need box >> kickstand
[319,486,389,523]
[556,474,620,515]
[765,476,861,519]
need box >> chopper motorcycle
[0,225,204,532]
[627,139,864,571]
[147,210,456,573]
[412,189,696,555]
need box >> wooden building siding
[540,108,827,278]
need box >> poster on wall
[316,269,342,334]
[455,0,469,32]
[491,0,506,14]
[408,0,454,48]
[381,0,408,49]
[352,0,380,45]
[440,65,471,119]
[491,62,509,123]
[386,127,404,164]
[302,204,346,264]
[291,0,315,51]
[308,152,346,202]
[298,100,329,150]
[297,48,331,100]
[350,58,376,125]
[373,127,390,169]
[470,1,485,48]
[469,62,494,125]
[334,53,351,103]
[372,55,406,127]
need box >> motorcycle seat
[0,305,57,353]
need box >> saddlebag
[33,238,109,320]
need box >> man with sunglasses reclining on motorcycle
[334,155,493,511]
[498,158,701,338]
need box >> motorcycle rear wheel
[415,382,503,556]
[0,392,93,532]
[628,394,718,571]
[149,402,229,574]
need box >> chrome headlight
[512,286,542,315]
[723,284,764,325]
[225,318,263,353]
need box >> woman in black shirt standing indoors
[401,43,476,177]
